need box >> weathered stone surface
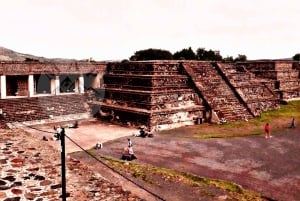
[39,180,52,186]
[11,188,22,195]
[2,176,16,182]
[11,181,22,187]
[11,158,24,163]
[39,190,56,196]
[11,163,24,168]
[26,167,39,171]
[3,197,21,201]
[34,175,45,181]
[6,169,17,173]
[0,185,10,190]
[0,158,8,164]
[25,192,37,200]
[0,191,7,198]
[0,129,143,201]
[50,184,61,189]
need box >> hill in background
[0,46,77,62]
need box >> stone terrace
[96,61,205,131]
[237,60,300,100]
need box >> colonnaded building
[0,60,299,131]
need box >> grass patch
[93,154,265,200]
[162,100,300,139]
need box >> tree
[223,56,234,63]
[173,47,196,60]
[196,48,206,60]
[196,48,222,61]
[292,53,300,61]
[213,51,223,61]
[234,54,247,62]
[129,48,173,61]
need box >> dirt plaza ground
[25,119,300,201]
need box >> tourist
[42,136,48,141]
[128,146,137,160]
[290,117,296,128]
[139,126,147,137]
[69,120,78,129]
[121,146,136,161]
[264,123,272,138]
[53,125,62,141]
[95,142,103,149]
[220,117,227,124]
[121,147,129,160]
[128,138,133,147]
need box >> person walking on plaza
[290,117,296,128]
[128,138,133,148]
[264,123,272,138]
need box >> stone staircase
[0,94,90,127]
[216,63,279,116]
[182,61,253,122]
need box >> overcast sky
[0,0,299,61]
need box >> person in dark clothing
[290,117,296,128]
[128,138,133,147]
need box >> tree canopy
[223,56,234,63]
[196,48,222,61]
[173,47,197,60]
[129,47,246,62]
[234,54,247,62]
[129,49,173,61]
[292,53,300,61]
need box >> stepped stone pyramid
[99,61,205,131]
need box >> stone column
[28,75,34,97]
[74,80,79,93]
[0,75,6,99]
[50,79,55,95]
[94,73,102,88]
[79,75,84,93]
[51,75,60,95]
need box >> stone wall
[0,61,106,75]
[237,60,300,100]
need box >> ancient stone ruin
[0,60,299,131]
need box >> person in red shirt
[264,123,272,138]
